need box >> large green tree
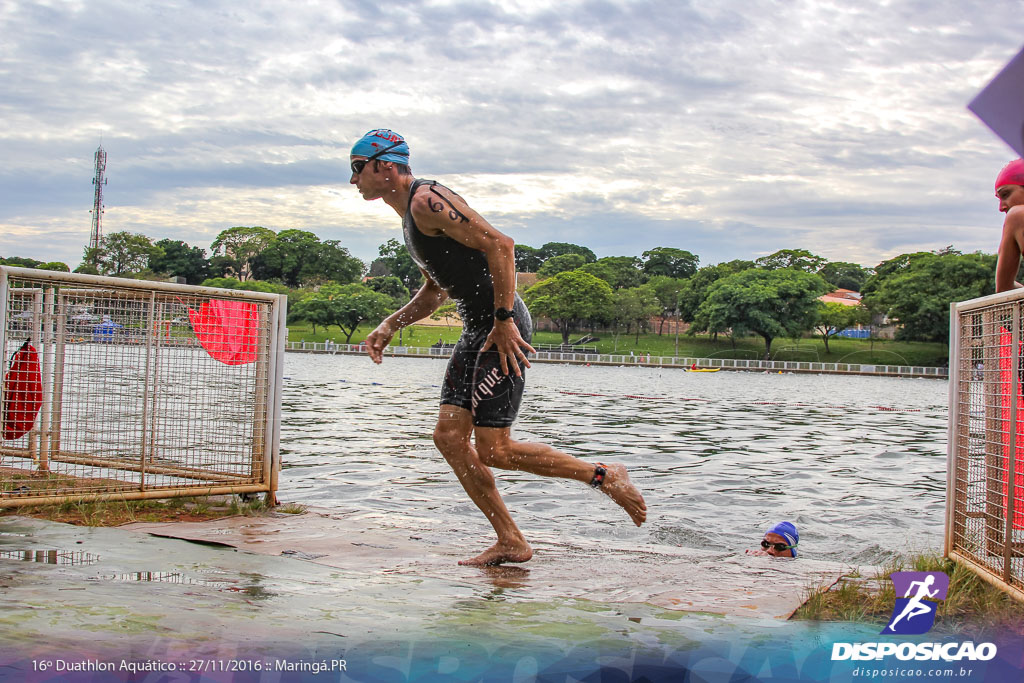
[819,261,872,292]
[611,285,661,344]
[90,231,162,276]
[579,256,645,289]
[677,260,755,323]
[515,244,543,273]
[1,256,42,268]
[365,275,410,308]
[289,283,392,342]
[200,277,291,294]
[694,268,829,358]
[251,230,363,287]
[150,239,210,284]
[316,239,365,284]
[537,253,588,278]
[523,270,614,344]
[755,248,827,273]
[862,251,994,341]
[2,256,69,272]
[813,302,870,353]
[250,229,318,286]
[429,300,461,328]
[210,226,276,281]
[860,251,932,301]
[537,242,597,263]
[646,275,689,334]
[375,238,423,294]
[642,247,699,279]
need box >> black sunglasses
[761,540,793,552]
[351,140,408,175]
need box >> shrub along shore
[795,554,1024,639]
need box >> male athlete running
[351,129,646,566]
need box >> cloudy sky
[2,0,1022,272]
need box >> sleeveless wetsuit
[403,178,533,427]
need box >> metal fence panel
[285,342,947,378]
[949,294,1024,599]
[0,267,285,507]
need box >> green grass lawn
[288,323,949,367]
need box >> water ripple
[279,355,947,564]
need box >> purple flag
[969,46,1024,157]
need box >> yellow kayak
[686,368,720,372]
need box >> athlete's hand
[482,320,535,376]
[365,321,396,365]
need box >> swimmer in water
[351,129,647,566]
[746,521,798,558]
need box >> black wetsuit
[403,179,533,427]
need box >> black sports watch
[494,307,515,321]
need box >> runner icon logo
[881,571,949,635]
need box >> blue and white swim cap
[767,521,799,557]
[351,129,410,164]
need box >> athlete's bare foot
[601,463,647,526]
[458,540,533,566]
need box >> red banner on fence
[2,341,43,440]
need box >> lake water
[279,353,949,564]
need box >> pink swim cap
[995,159,1024,191]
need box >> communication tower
[89,145,107,253]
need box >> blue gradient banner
[2,626,1023,682]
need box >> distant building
[516,271,539,295]
[818,288,862,306]
[816,289,898,339]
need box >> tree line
[515,244,994,356]
[1,231,999,354]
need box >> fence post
[138,291,159,487]
[946,302,960,558]
[49,290,67,458]
[264,295,286,506]
[28,290,43,465]
[0,270,6,433]
[1004,305,1021,581]
[983,308,1007,557]
[38,288,56,473]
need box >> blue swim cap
[351,129,410,164]
[767,521,799,557]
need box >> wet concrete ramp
[120,507,863,620]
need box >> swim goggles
[761,540,795,552]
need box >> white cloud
[1,0,1022,270]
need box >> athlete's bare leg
[474,428,647,527]
[435,407,648,566]
[433,406,533,566]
